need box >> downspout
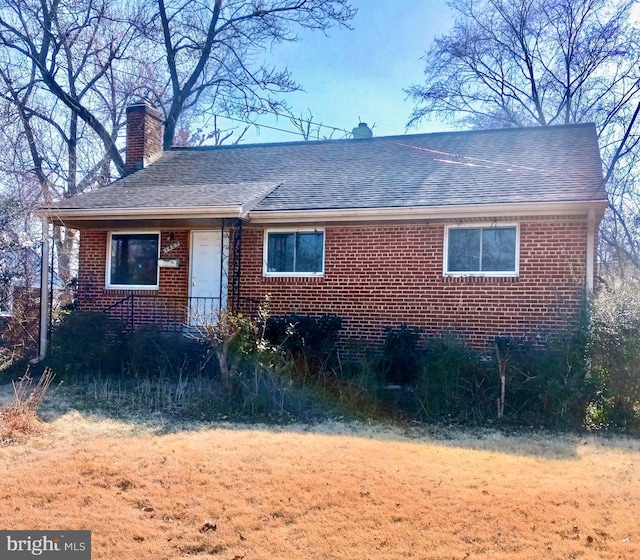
[585,208,596,293]
[32,219,50,363]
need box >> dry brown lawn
[0,392,639,559]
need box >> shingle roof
[45,123,606,216]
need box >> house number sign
[163,241,181,253]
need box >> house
[1,246,64,362]
[38,101,608,350]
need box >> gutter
[248,200,609,224]
[36,205,246,224]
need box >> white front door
[189,230,228,325]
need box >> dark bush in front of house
[264,313,343,367]
[126,324,215,378]
[47,311,126,376]
[381,324,424,385]
[496,330,593,428]
[359,322,595,428]
[411,335,495,423]
[47,311,215,380]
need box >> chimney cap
[126,99,162,119]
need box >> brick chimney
[125,100,164,173]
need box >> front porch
[102,293,259,333]
[69,218,250,334]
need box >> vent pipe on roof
[352,122,373,139]
[125,99,164,174]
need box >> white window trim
[263,228,325,277]
[443,223,520,277]
[106,231,160,290]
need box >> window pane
[266,232,324,274]
[267,233,295,272]
[295,232,323,272]
[448,228,481,272]
[0,284,11,316]
[111,234,158,286]
[482,227,516,271]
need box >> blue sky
[221,0,455,144]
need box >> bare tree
[152,0,355,149]
[0,0,147,281]
[0,0,149,178]
[0,0,354,287]
[173,115,250,146]
[407,0,640,273]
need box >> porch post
[33,219,50,363]
[231,218,242,314]
[219,218,224,309]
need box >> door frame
[188,229,229,324]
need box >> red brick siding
[238,220,590,346]
[77,219,591,346]
[77,230,190,326]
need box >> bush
[264,314,342,367]
[47,311,126,376]
[589,282,640,431]
[382,324,423,384]
[126,325,214,378]
[412,335,493,422]
[499,328,591,428]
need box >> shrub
[589,282,640,431]
[382,324,424,384]
[264,314,342,368]
[126,325,214,378]
[47,311,126,376]
[499,328,591,428]
[412,335,493,422]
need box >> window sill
[262,275,324,283]
[442,275,519,283]
[105,285,160,291]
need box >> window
[444,225,518,276]
[264,230,324,276]
[107,232,160,288]
[0,284,12,317]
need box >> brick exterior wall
[238,219,592,347]
[77,218,593,347]
[77,230,190,327]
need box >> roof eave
[37,205,245,226]
[248,199,609,224]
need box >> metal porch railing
[103,294,262,333]
[103,295,224,333]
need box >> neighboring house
[0,247,63,361]
[38,101,608,348]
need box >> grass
[0,369,54,444]
[0,383,638,559]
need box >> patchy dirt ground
[0,384,639,559]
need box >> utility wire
[0,58,353,140]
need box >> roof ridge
[167,122,597,152]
